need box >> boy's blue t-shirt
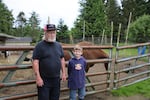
[32,40,64,78]
[68,57,87,89]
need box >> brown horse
[62,41,109,72]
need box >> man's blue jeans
[69,87,86,100]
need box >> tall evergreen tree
[28,11,40,28]
[0,1,14,34]
[121,0,150,33]
[145,0,150,15]
[134,0,150,18]
[105,0,121,42]
[57,18,69,42]
[15,11,27,36]
[16,11,26,28]
[74,0,108,38]
[28,11,41,42]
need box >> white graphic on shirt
[75,64,82,70]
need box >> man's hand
[61,73,66,81]
[36,76,44,87]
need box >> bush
[128,15,150,43]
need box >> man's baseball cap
[44,24,57,31]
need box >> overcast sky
[2,0,80,29]
[2,0,121,29]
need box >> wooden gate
[0,45,113,100]
[114,42,150,89]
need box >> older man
[32,24,66,100]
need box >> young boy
[68,45,87,100]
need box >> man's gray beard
[47,38,56,42]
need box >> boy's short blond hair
[74,45,83,51]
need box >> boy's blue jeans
[69,87,85,100]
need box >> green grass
[104,46,149,61]
[109,46,150,98]
[111,79,150,98]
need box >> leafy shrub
[128,15,150,43]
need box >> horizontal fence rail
[0,45,113,100]
[1,42,150,99]
[114,42,150,89]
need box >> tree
[145,0,150,15]
[57,18,69,42]
[28,11,41,42]
[13,11,42,42]
[128,15,150,43]
[28,11,40,28]
[121,0,150,33]
[16,11,26,27]
[15,11,27,36]
[0,1,14,34]
[74,0,108,38]
[71,18,85,38]
[105,0,121,42]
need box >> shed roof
[6,37,32,43]
[0,33,17,41]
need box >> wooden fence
[114,42,150,89]
[0,42,150,99]
[0,45,113,100]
